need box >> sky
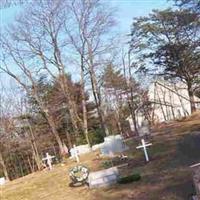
[110,0,172,34]
[0,0,172,34]
[0,0,173,87]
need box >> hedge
[117,173,141,184]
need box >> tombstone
[70,144,91,158]
[136,139,152,162]
[42,153,56,170]
[138,119,150,137]
[88,167,119,188]
[92,143,104,151]
[190,163,200,199]
[100,135,129,156]
[0,177,6,186]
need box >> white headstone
[100,135,129,156]
[42,153,55,170]
[136,139,152,162]
[70,144,91,158]
[0,177,6,185]
[92,143,104,151]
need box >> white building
[127,80,200,132]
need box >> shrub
[117,173,141,184]
[76,128,105,146]
[88,128,104,146]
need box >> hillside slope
[2,112,200,200]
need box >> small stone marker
[42,153,55,170]
[88,167,119,188]
[0,177,6,185]
[136,139,152,162]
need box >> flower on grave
[69,165,89,183]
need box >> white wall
[128,80,200,131]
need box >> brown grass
[1,111,200,200]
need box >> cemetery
[1,111,200,200]
[0,0,200,200]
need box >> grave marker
[73,144,80,163]
[136,139,152,162]
[88,167,119,188]
[42,153,55,170]
[0,177,5,186]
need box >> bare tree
[5,0,89,144]
[0,36,65,155]
[65,0,117,136]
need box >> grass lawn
[1,112,200,200]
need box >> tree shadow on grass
[175,133,200,167]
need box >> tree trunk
[130,103,138,135]
[87,46,109,136]
[0,152,9,181]
[114,90,123,135]
[89,68,110,136]
[80,53,91,147]
[27,155,34,173]
[115,111,123,135]
[33,93,64,156]
[50,36,82,137]
[60,75,80,133]
[187,82,196,113]
[65,130,72,149]
[44,110,64,155]
[28,122,42,170]
[127,52,139,135]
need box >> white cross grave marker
[73,144,80,163]
[42,153,55,170]
[136,139,152,162]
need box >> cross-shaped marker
[42,153,55,170]
[73,144,80,163]
[136,139,152,162]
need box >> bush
[76,128,105,146]
[88,128,104,146]
[117,173,141,184]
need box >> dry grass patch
[2,112,200,200]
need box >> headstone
[100,135,129,156]
[0,177,6,186]
[70,144,91,158]
[92,143,104,151]
[136,139,152,162]
[138,119,150,137]
[42,153,55,170]
[190,163,200,199]
[88,167,119,188]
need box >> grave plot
[88,167,119,188]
